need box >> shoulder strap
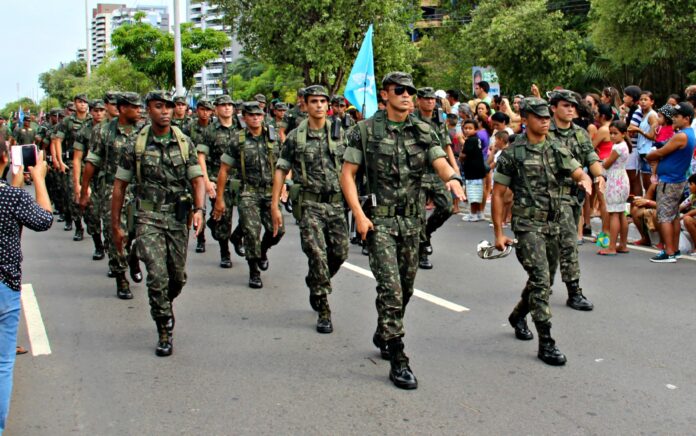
[135,125,150,187]
[171,126,189,158]
[325,119,340,173]
[296,119,309,185]
[513,140,540,209]
[238,129,247,183]
[357,119,373,195]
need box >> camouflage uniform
[115,109,203,321]
[343,109,446,342]
[546,92,598,310]
[86,115,139,277]
[284,102,308,135]
[53,96,92,229]
[12,124,37,144]
[73,114,103,240]
[493,98,581,364]
[221,102,285,280]
[277,91,348,327]
[40,112,63,214]
[414,88,454,268]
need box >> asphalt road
[7,208,696,435]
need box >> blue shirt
[658,127,696,184]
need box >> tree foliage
[207,0,420,94]
[1,98,39,120]
[227,58,305,102]
[111,18,229,89]
[39,61,87,105]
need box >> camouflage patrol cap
[242,101,264,115]
[274,102,288,111]
[520,97,551,118]
[546,89,578,106]
[90,100,106,109]
[173,95,187,104]
[214,95,234,106]
[382,72,416,95]
[417,87,437,98]
[104,91,119,104]
[297,88,306,97]
[145,90,175,107]
[74,93,88,103]
[254,94,267,103]
[234,99,244,108]
[49,108,62,116]
[117,92,142,107]
[303,85,330,100]
[330,95,345,105]
[66,102,76,111]
[196,98,214,110]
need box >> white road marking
[20,284,52,356]
[341,262,470,312]
[666,384,678,390]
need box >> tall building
[187,0,242,97]
[76,49,87,62]
[90,3,170,67]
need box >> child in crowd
[447,114,466,214]
[598,121,631,255]
[459,119,488,222]
[487,130,512,227]
[680,174,696,255]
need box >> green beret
[521,97,551,118]
[145,90,175,107]
[382,72,416,95]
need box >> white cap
[435,89,447,99]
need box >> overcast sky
[0,0,186,107]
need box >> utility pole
[173,0,184,96]
[85,0,91,78]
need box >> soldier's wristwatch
[193,207,206,215]
[448,174,464,186]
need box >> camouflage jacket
[493,134,581,234]
[52,114,92,160]
[12,126,37,145]
[221,126,279,190]
[548,120,598,205]
[343,110,447,236]
[85,119,140,183]
[284,106,307,135]
[197,119,238,182]
[276,118,345,195]
[414,109,451,179]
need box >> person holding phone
[0,146,53,433]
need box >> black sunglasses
[393,85,415,96]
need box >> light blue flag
[344,25,377,119]
[18,106,24,124]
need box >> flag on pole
[18,106,24,124]
[344,25,377,119]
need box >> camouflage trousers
[206,187,236,242]
[46,168,64,213]
[512,230,560,324]
[135,221,188,320]
[550,204,581,285]
[299,202,349,297]
[61,166,82,224]
[238,193,284,260]
[83,179,102,236]
[367,228,420,342]
[419,178,454,244]
[100,184,132,274]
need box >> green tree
[207,0,421,94]
[1,98,39,121]
[39,60,87,105]
[458,0,585,94]
[111,16,229,90]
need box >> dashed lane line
[341,262,470,313]
[20,284,52,356]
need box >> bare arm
[571,167,592,196]
[647,132,687,161]
[492,183,513,250]
[340,162,373,240]
[197,152,216,198]
[211,163,230,220]
[432,158,466,201]
[72,150,83,201]
[603,150,619,170]
[190,175,206,236]
[592,125,609,148]
[444,144,460,176]
[271,168,289,236]
[111,179,128,254]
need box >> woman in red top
[591,104,614,246]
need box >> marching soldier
[213,102,284,289]
[341,72,465,390]
[281,88,307,136]
[172,95,189,129]
[492,97,592,366]
[271,85,348,334]
[111,91,206,356]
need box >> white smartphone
[11,144,38,174]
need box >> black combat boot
[508,311,533,340]
[219,241,232,269]
[258,251,269,271]
[372,331,390,360]
[107,269,116,278]
[387,338,418,390]
[115,273,133,300]
[535,322,567,366]
[316,296,333,334]
[565,280,593,311]
[230,227,246,257]
[92,234,105,260]
[155,317,173,357]
[63,220,72,231]
[422,236,433,255]
[309,294,321,311]
[57,214,65,222]
[128,252,143,283]
[73,221,84,241]
[195,231,206,253]
[248,260,263,289]
[418,243,433,269]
